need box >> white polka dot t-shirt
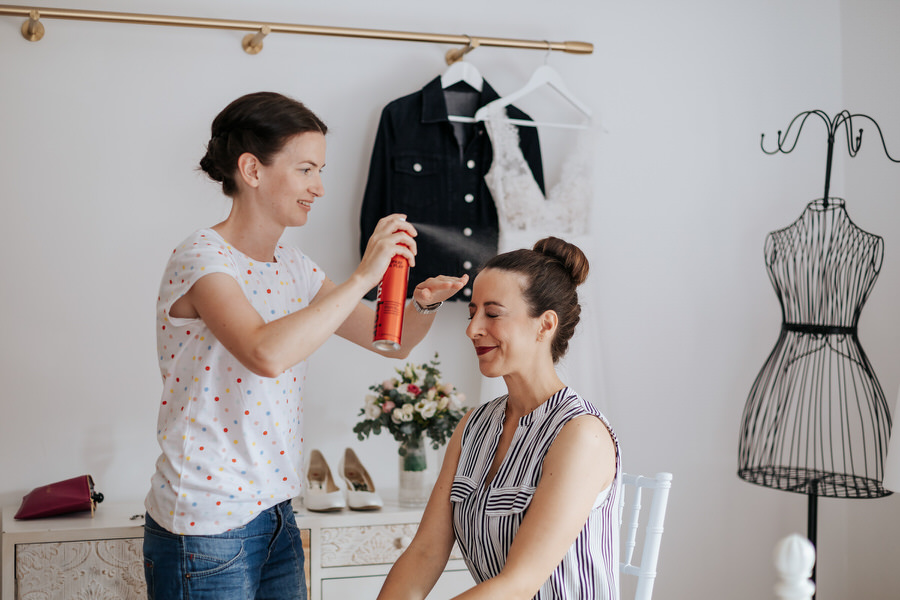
[145,229,325,535]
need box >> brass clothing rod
[0,4,593,56]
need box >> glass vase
[398,434,430,507]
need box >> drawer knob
[395,535,412,550]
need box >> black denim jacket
[359,76,544,301]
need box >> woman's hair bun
[533,236,589,286]
[198,138,226,183]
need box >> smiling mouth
[298,200,312,209]
[475,346,496,356]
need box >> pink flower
[382,400,396,413]
[407,384,421,396]
[382,379,396,391]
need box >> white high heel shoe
[340,447,383,511]
[304,449,346,512]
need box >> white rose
[365,403,382,420]
[401,403,415,420]
[415,399,438,420]
[437,395,450,410]
[448,393,465,411]
[391,407,404,424]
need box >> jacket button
[466,160,476,169]
[464,193,474,203]
[413,163,423,172]
[463,288,472,297]
[463,261,472,270]
[462,227,473,237]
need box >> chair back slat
[621,483,643,566]
[618,472,673,600]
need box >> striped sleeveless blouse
[450,387,621,599]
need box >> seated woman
[377,236,621,600]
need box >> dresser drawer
[321,523,418,567]
[320,523,463,568]
[321,568,473,599]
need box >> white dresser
[2,497,473,600]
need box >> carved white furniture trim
[2,496,472,600]
[320,523,463,568]
[15,537,145,600]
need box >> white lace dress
[479,104,607,409]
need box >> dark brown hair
[482,236,589,362]
[199,92,327,196]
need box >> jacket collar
[420,76,502,124]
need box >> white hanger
[469,64,593,129]
[441,60,483,92]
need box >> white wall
[840,1,900,596]
[1,1,898,598]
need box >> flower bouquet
[354,354,467,475]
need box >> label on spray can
[373,254,409,351]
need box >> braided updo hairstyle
[482,236,589,363]
[199,91,327,196]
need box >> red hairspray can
[372,253,409,351]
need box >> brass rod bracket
[242,24,270,54]
[445,35,480,65]
[20,9,44,42]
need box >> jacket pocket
[391,153,445,214]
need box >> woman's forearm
[377,543,450,600]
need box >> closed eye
[467,311,501,321]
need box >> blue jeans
[142,500,307,600]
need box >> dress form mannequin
[740,110,899,598]
[738,197,891,500]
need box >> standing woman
[142,91,467,600]
[378,237,620,600]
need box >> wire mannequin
[738,198,890,499]
[738,110,898,594]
